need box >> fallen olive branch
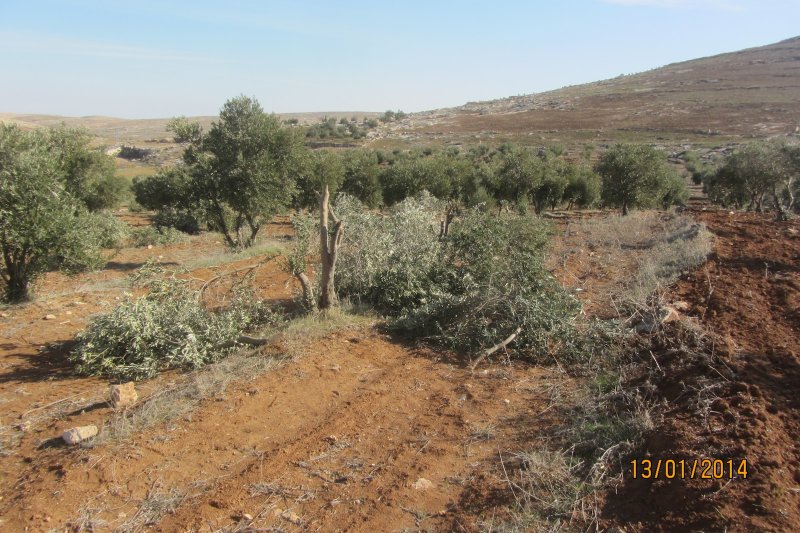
[213,334,273,350]
[470,326,523,371]
[197,253,280,303]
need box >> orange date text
[629,458,748,480]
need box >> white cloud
[0,30,217,63]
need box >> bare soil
[0,215,582,532]
[601,208,800,532]
[1,207,798,532]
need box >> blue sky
[0,0,798,118]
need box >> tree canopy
[597,144,684,215]
[0,124,110,301]
[161,96,307,248]
[45,125,126,211]
[705,140,798,217]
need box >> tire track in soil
[3,328,567,532]
[155,331,565,532]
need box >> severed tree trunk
[772,184,789,221]
[296,272,316,311]
[319,184,343,310]
[439,201,458,239]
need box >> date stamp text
[629,458,748,480]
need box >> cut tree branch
[196,254,279,303]
[214,334,272,351]
[470,326,523,370]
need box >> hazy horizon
[1,0,799,119]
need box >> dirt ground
[1,207,798,532]
[0,213,582,532]
[601,208,800,532]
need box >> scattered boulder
[412,477,434,491]
[272,508,303,525]
[43,314,56,321]
[117,145,154,161]
[110,382,138,409]
[62,425,98,445]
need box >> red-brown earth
[0,207,797,532]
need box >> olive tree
[132,167,192,211]
[531,158,568,213]
[379,155,454,205]
[0,124,106,302]
[46,125,126,211]
[169,96,307,248]
[340,150,382,208]
[294,150,345,210]
[564,165,601,209]
[706,141,798,218]
[780,143,799,213]
[597,144,681,215]
[494,147,542,212]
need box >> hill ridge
[381,35,800,146]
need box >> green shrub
[71,266,278,380]
[531,170,568,213]
[564,166,601,209]
[285,212,317,310]
[85,212,130,248]
[132,168,191,211]
[341,150,383,208]
[130,226,186,247]
[494,147,542,206]
[46,126,127,211]
[152,208,201,234]
[597,144,679,215]
[660,172,690,209]
[397,211,581,361]
[127,198,145,212]
[379,156,454,205]
[294,150,345,210]
[705,140,798,216]
[332,193,581,362]
[335,193,445,313]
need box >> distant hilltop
[380,36,800,145]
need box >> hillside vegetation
[380,36,800,147]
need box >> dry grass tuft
[182,240,285,270]
[92,307,372,446]
[278,305,376,359]
[493,210,713,531]
[117,486,187,533]
[93,350,284,446]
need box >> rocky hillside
[379,36,800,146]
